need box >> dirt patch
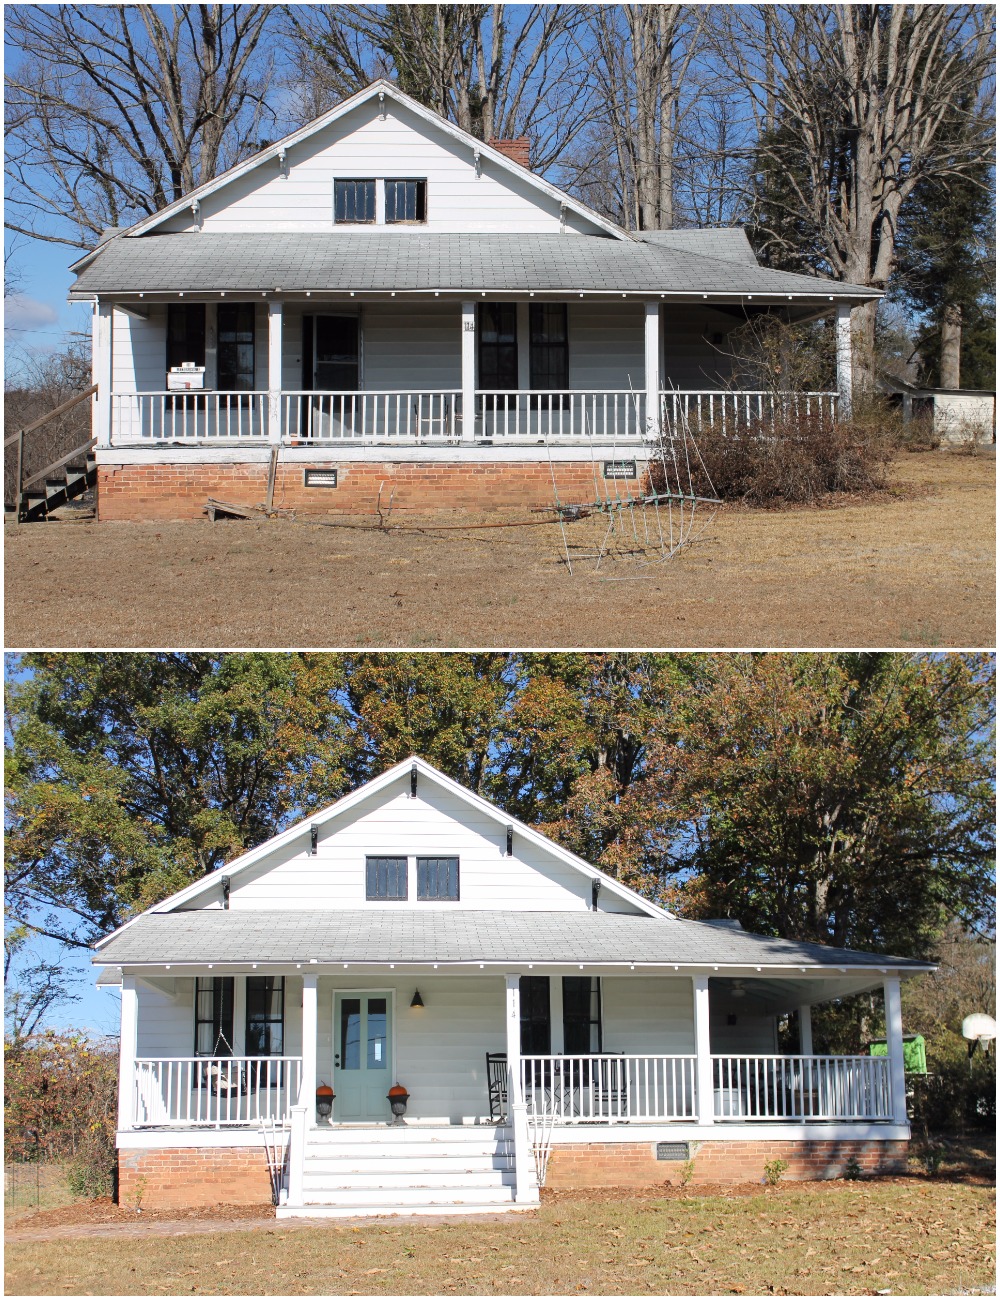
[4,451,994,649]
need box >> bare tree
[282,4,593,173]
[5,4,278,248]
[716,5,996,351]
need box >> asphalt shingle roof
[69,231,879,300]
[94,910,920,969]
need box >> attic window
[417,857,459,901]
[385,178,426,223]
[366,856,407,901]
[334,179,376,223]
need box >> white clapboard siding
[112,307,167,393]
[156,99,597,236]
[601,977,697,1055]
[710,1005,779,1055]
[569,301,646,393]
[661,305,738,391]
[136,979,196,1056]
[197,782,643,915]
[362,303,462,390]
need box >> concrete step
[301,1184,518,1208]
[302,1155,513,1175]
[277,1200,535,1220]
[306,1126,510,1142]
[302,1169,515,1192]
[304,1141,513,1160]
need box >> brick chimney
[488,136,531,169]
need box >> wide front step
[302,1169,515,1191]
[301,1184,517,1207]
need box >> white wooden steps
[277,1123,538,1219]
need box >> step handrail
[4,384,98,447]
[7,384,98,522]
[21,439,98,493]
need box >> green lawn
[5,1181,995,1296]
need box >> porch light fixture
[410,990,424,1009]
[731,981,746,999]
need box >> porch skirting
[118,1145,274,1210]
[95,451,651,521]
[545,1138,910,1189]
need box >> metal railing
[520,1054,697,1124]
[661,390,838,432]
[282,390,460,442]
[712,1055,891,1122]
[111,391,269,443]
[477,390,646,441]
[132,1056,303,1128]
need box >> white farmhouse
[94,757,927,1217]
[67,80,880,520]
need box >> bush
[682,412,899,508]
[763,1158,789,1185]
[4,1031,118,1199]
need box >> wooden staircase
[5,385,97,522]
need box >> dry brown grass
[4,1178,995,1296]
[4,451,993,649]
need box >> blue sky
[5,233,93,380]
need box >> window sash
[194,976,234,1056]
[519,975,551,1055]
[385,178,426,223]
[167,303,206,371]
[478,303,518,390]
[245,975,284,1056]
[529,303,569,391]
[562,975,602,1054]
[334,179,376,223]
[216,303,256,391]
[366,856,408,901]
[416,857,459,901]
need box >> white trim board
[96,445,650,466]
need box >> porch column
[301,973,318,1118]
[117,975,138,1130]
[692,975,714,1126]
[461,300,476,443]
[883,975,908,1125]
[798,1003,813,1056]
[93,300,113,448]
[505,972,534,1201]
[267,298,283,444]
[643,300,661,437]
[835,302,853,420]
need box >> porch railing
[712,1055,892,1122]
[521,1054,697,1124]
[110,392,269,443]
[661,390,838,433]
[477,390,646,441]
[282,390,461,442]
[132,1056,303,1128]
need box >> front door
[308,315,360,437]
[333,992,392,1121]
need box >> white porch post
[267,298,283,444]
[835,302,853,420]
[461,300,476,443]
[301,973,318,1117]
[117,975,138,1130]
[287,1104,307,1206]
[692,975,714,1126]
[798,1003,813,1056]
[643,300,661,437]
[505,972,534,1202]
[883,975,908,1124]
[93,300,113,448]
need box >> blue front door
[333,992,392,1121]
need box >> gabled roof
[92,909,933,973]
[637,229,759,265]
[70,79,632,272]
[68,231,881,302]
[94,756,671,950]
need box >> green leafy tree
[653,653,995,955]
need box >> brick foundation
[97,460,634,521]
[117,1146,273,1210]
[545,1139,910,1188]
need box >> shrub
[842,1156,863,1181]
[680,411,899,508]
[763,1158,789,1186]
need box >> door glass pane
[367,998,387,1069]
[340,998,362,1070]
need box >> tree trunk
[940,302,962,389]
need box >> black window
[194,976,234,1056]
[245,975,284,1055]
[217,303,256,391]
[167,303,206,371]
[562,976,602,1053]
[335,179,376,223]
[529,303,569,392]
[417,857,459,901]
[519,975,551,1054]
[366,856,408,901]
[478,303,518,390]
[385,178,427,223]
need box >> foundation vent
[304,469,338,488]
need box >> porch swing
[198,1029,247,1096]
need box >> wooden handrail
[4,383,97,447]
[20,438,97,493]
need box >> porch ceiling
[93,909,928,975]
[69,231,881,302]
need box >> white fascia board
[93,757,670,950]
[112,80,633,245]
